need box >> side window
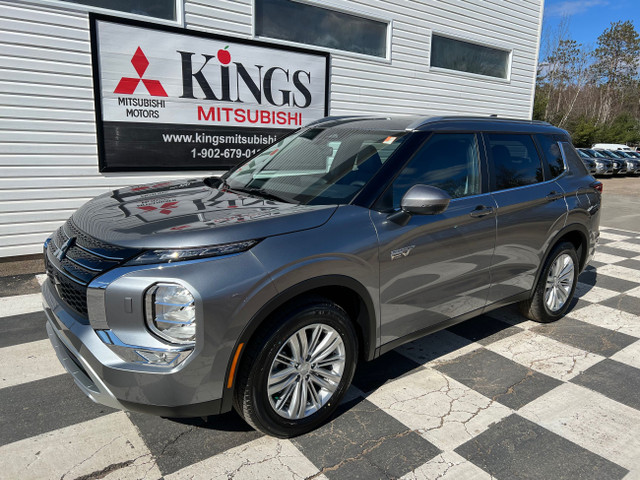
[389,133,481,209]
[487,134,543,190]
[537,134,566,178]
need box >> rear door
[372,132,497,346]
[485,133,568,304]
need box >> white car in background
[592,143,633,151]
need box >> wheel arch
[532,223,590,293]
[220,275,377,412]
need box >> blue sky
[543,0,640,49]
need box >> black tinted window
[537,135,565,178]
[431,34,510,79]
[256,0,388,57]
[389,133,481,209]
[487,134,543,190]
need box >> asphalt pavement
[1,179,640,480]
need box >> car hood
[70,178,337,249]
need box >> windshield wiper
[231,186,294,204]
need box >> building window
[57,0,177,21]
[430,34,510,79]
[255,0,388,58]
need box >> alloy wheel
[544,253,575,312]
[267,323,345,420]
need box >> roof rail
[407,115,553,130]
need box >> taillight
[591,181,603,193]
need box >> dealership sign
[90,15,329,171]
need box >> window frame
[252,0,393,62]
[428,30,513,83]
[30,0,183,26]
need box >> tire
[233,297,358,438]
[519,241,579,323]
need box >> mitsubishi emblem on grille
[54,237,75,261]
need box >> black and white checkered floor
[1,226,639,479]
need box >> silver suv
[43,116,602,437]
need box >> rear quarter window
[559,142,589,176]
[536,134,566,178]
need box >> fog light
[135,349,182,365]
[145,283,196,344]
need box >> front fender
[219,206,380,412]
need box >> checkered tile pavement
[1,226,640,479]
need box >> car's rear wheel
[519,241,578,323]
[234,297,357,437]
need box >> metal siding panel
[0,2,217,257]
[185,0,252,36]
[0,0,542,257]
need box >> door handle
[546,191,563,201]
[469,205,494,218]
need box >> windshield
[224,127,408,205]
[596,150,616,158]
[584,149,606,158]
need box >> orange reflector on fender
[227,343,244,389]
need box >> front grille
[45,219,141,321]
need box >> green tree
[569,117,600,147]
[593,20,640,124]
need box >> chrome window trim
[489,176,564,195]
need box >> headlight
[145,283,196,344]
[126,240,260,265]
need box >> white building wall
[0,0,543,258]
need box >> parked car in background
[595,149,628,175]
[625,151,640,159]
[592,143,633,151]
[576,149,597,174]
[614,151,640,175]
[578,148,614,176]
[42,116,602,437]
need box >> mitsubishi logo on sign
[114,47,168,97]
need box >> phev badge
[391,245,415,261]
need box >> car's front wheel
[520,241,579,323]
[234,297,358,437]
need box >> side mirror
[388,184,451,225]
[401,185,451,215]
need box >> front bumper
[43,279,223,417]
[594,162,613,176]
[612,162,627,175]
[626,161,640,175]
